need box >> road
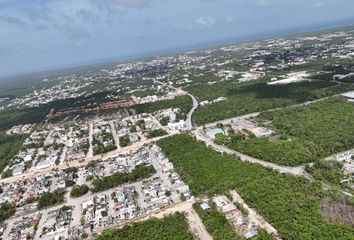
[184,92,342,179]
[2,86,334,185]
[186,208,213,240]
[186,94,199,130]
[230,190,279,237]
[153,79,198,130]
[0,133,177,185]
[93,198,212,240]
[87,121,94,157]
[182,90,311,179]
[109,120,121,150]
[193,128,312,179]
[152,81,313,178]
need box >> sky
[1,0,354,77]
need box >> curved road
[184,91,312,179]
[186,94,198,130]
[193,128,312,179]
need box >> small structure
[35,160,51,170]
[206,128,224,139]
[342,91,354,102]
[244,229,258,239]
[200,202,210,210]
[12,165,24,176]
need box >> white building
[168,120,186,132]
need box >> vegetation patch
[157,134,354,239]
[305,160,343,185]
[94,212,194,240]
[226,97,354,166]
[70,184,89,198]
[0,202,16,222]
[193,202,241,240]
[91,164,156,192]
[186,79,354,125]
[146,129,168,139]
[0,132,27,173]
[37,189,65,209]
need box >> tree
[159,117,169,126]
[70,185,89,198]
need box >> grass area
[226,97,354,166]
[157,134,354,240]
[94,212,194,240]
[0,132,27,173]
[193,202,241,240]
[186,79,354,125]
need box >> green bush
[37,190,65,209]
[91,165,156,192]
[0,202,16,222]
[70,184,89,198]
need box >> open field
[158,134,354,240]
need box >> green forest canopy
[157,134,354,240]
[186,78,354,125]
[94,212,194,240]
[227,97,354,166]
[0,132,27,173]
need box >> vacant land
[227,97,354,166]
[320,195,354,228]
[186,79,354,125]
[94,212,194,240]
[158,134,354,240]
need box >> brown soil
[320,196,354,227]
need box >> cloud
[312,1,323,8]
[196,16,215,27]
[0,15,27,28]
[256,0,272,7]
[0,45,12,56]
[117,0,152,8]
[0,14,48,31]
[76,9,100,24]
[226,16,234,23]
[53,23,91,39]
[91,0,153,9]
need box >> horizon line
[1,18,354,80]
